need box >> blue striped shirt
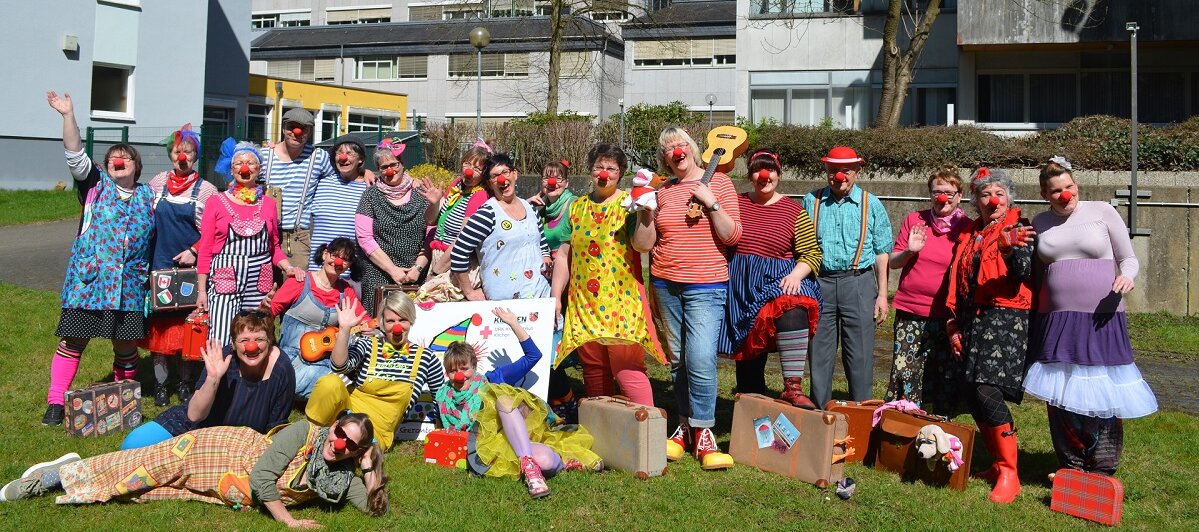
[307,177,369,271]
[801,185,893,271]
[260,145,337,230]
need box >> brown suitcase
[870,409,976,490]
[578,395,667,479]
[824,399,883,464]
[729,394,854,488]
[64,380,142,438]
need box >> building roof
[623,1,736,40]
[252,17,624,60]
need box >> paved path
[1,220,1194,414]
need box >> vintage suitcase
[375,283,421,306]
[870,409,976,491]
[181,309,210,361]
[824,399,883,464]
[150,268,200,311]
[578,395,667,479]
[64,380,142,438]
[1051,469,1124,526]
[730,394,854,488]
[423,429,470,469]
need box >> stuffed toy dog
[915,424,965,473]
[621,168,659,213]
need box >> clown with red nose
[302,290,443,451]
[306,135,374,282]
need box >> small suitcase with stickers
[730,394,854,487]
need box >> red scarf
[946,207,1033,316]
[167,170,199,196]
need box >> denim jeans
[653,281,726,428]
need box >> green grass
[1127,312,1199,360]
[1,282,1197,530]
[0,190,79,227]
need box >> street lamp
[706,94,716,128]
[1126,21,1149,236]
[618,98,625,149]
[273,81,284,143]
[469,26,491,140]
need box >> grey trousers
[808,268,878,406]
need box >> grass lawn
[1126,312,1199,360]
[0,281,1196,530]
[0,190,79,227]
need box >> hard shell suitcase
[824,399,883,464]
[1051,469,1124,526]
[578,395,667,479]
[870,409,976,491]
[181,309,210,361]
[64,380,142,438]
[423,429,470,468]
[729,394,854,488]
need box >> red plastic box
[423,429,469,468]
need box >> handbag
[149,267,200,312]
[870,409,976,491]
[181,309,210,361]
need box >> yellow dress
[557,191,665,365]
[473,384,602,478]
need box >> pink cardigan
[196,192,287,274]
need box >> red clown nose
[497,175,509,187]
[176,153,188,164]
[332,438,347,452]
[834,172,848,183]
[291,127,303,137]
[988,196,1001,207]
[757,169,771,182]
[384,168,396,178]
[332,257,345,269]
[337,154,349,164]
[597,171,610,181]
[546,177,558,189]
[934,193,948,205]
[672,147,685,159]
[452,371,466,383]
[243,341,260,355]
[1059,190,1074,202]
[112,157,125,170]
[464,168,475,178]
[238,164,251,177]
[390,323,405,335]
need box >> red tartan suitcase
[1051,469,1124,526]
[824,399,883,464]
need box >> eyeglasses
[333,425,364,453]
[491,168,515,177]
[378,162,402,171]
[930,190,960,199]
[591,165,621,173]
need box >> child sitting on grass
[435,307,601,498]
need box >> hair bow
[560,159,571,169]
[472,137,493,155]
[1049,155,1072,170]
[377,138,406,157]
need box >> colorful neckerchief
[543,190,577,221]
[167,170,199,196]
[435,374,486,431]
[375,173,413,203]
[442,177,483,214]
[305,427,354,503]
[232,184,260,204]
[928,208,965,235]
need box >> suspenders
[811,186,871,271]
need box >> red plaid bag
[1050,468,1124,526]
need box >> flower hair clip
[1049,155,1072,170]
[377,138,406,157]
[974,167,991,181]
[560,159,571,169]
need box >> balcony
[958,0,1199,47]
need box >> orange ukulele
[685,125,749,219]
[299,319,378,363]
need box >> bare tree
[545,0,645,115]
[875,0,943,128]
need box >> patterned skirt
[56,308,145,341]
[960,306,1030,403]
[884,310,962,416]
[470,384,601,479]
[720,253,822,359]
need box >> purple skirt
[1029,258,1133,367]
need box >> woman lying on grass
[2,413,388,528]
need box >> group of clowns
[0,90,1156,525]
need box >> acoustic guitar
[686,126,749,219]
[299,319,378,363]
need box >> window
[900,87,956,126]
[590,0,629,22]
[347,112,399,133]
[318,110,340,142]
[251,13,276,28]
[412,3,487,20]
[92,64,133,116]
[248,104,270,144]
[448,53,530,78]
[977,74,1024,122]
[752,0,857,17]
[326,7,391,24]
[633,39,736,68]
[749,71,890,128]
[357,56,428,80]
[268,59,335,83]
[559,52,591,78]
[252,11,310,28]
[1029,73,1076,123]
[278,12,310,27]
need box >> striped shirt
[306,177,369,271]
[259,145,336,231]
[449,201,551,273]
[335,338,446,406]
[650,172,743,283]
[801,185,893,271]
[734,194,822,275]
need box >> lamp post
[1126,21,1149,237]
[618,98,625,149]
[469,26,490,140]
[706,94,716,129]
[273,81,284,143]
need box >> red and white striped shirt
[650,172,742,283]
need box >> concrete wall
[624,58,734,111]
[959,0,1199,46]
[0,1,209,189]
[769,170,1199,316]
[206,0,254,121]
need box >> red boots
[779,377,816,410]
[977,423,1021,504]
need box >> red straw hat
[821,146,864,164]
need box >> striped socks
[778,328,809,379]
[113,348,140,382]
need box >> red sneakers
[519,456,550,498]
[693,427,734,470]
[666,423,691,461]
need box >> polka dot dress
[358,187,429,315]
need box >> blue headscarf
[214,137,262,183]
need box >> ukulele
[685,126,749,219]
[299,319,378,363]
